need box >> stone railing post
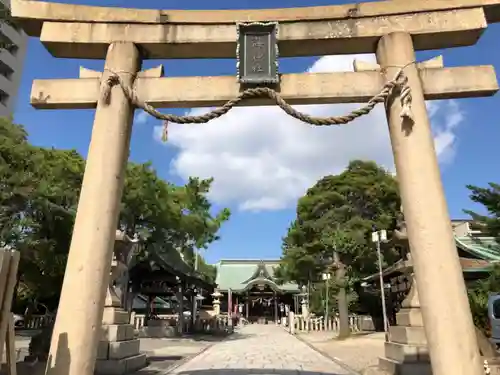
[288,312,295,335]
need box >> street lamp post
[191,247,202,327]
[322,273,331,322]
[371,228,389,341]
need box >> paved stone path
[169,324,351,375]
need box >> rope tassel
[161,120,169,142]
[399,83,414,122]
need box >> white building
[0,0,27,117]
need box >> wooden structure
[10,1,500,375]
[129,245,213,336]
[215,259,299,324]
[0,249,20,375]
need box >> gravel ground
[136,337,212,374]
[297,331,386,374]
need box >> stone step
[384,341,430,363]
[101,324,135,342]
[389,326,427,346]
[396,308,423,327]
[378,357,432,375]
[97,339,141,360]
[103,308,130,325]
[95,353,147,375]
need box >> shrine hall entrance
[244,284,295,324]
[215,259,300,325]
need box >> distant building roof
[363,235,500,283]
[215,259,299,293]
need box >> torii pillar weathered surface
[377,32,483,375]
[45,42,141,375]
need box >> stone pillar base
[96,307,147,375]
[376,279,432,375]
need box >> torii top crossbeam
[11,0,500,34]
[9,0,500,59]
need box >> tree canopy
[275,160,401,329]
[276,160,401,285]
[464,183,500,242]
[0,118,228,312]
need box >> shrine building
[215,259,300,324]
[362,219,500,328]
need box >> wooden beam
[39,8,487,59]
[10,0,500,37]
[30,66,499,110]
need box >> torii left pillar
[45,42,141,375]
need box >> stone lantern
[211,289,222,315]
[299,285,309,319]
[96,230,146,375]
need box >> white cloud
[154,54,465,212]
[134,110,149,125]
[430,100,464,164]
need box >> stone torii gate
[9,1,500,375]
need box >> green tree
[277,160,401,338]
[463,182,500,355]
[464,183,500,242]
[1,118,228,311]
[0,117,84,311]
[119,164,229,283]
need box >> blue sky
[13,0,500,264]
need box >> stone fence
[25,312,374,333]
[24,312,232,336]
[289,314,374,333]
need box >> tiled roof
[215,259,299,292]
[455,236,500,261]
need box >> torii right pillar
[376,32,483,375]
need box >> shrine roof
[130,244,214,290]
[363,256,497,283]
[363,236,500,283]
[215,259,299,293]
[455,236,500,261]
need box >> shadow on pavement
[175,369,348,375]
[183,332,254,342]
[149,355,184,362]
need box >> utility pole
[192,247,200,327]
[372,228,389,341]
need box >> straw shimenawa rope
[101,65,415,142]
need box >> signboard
[237,22,279,85]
